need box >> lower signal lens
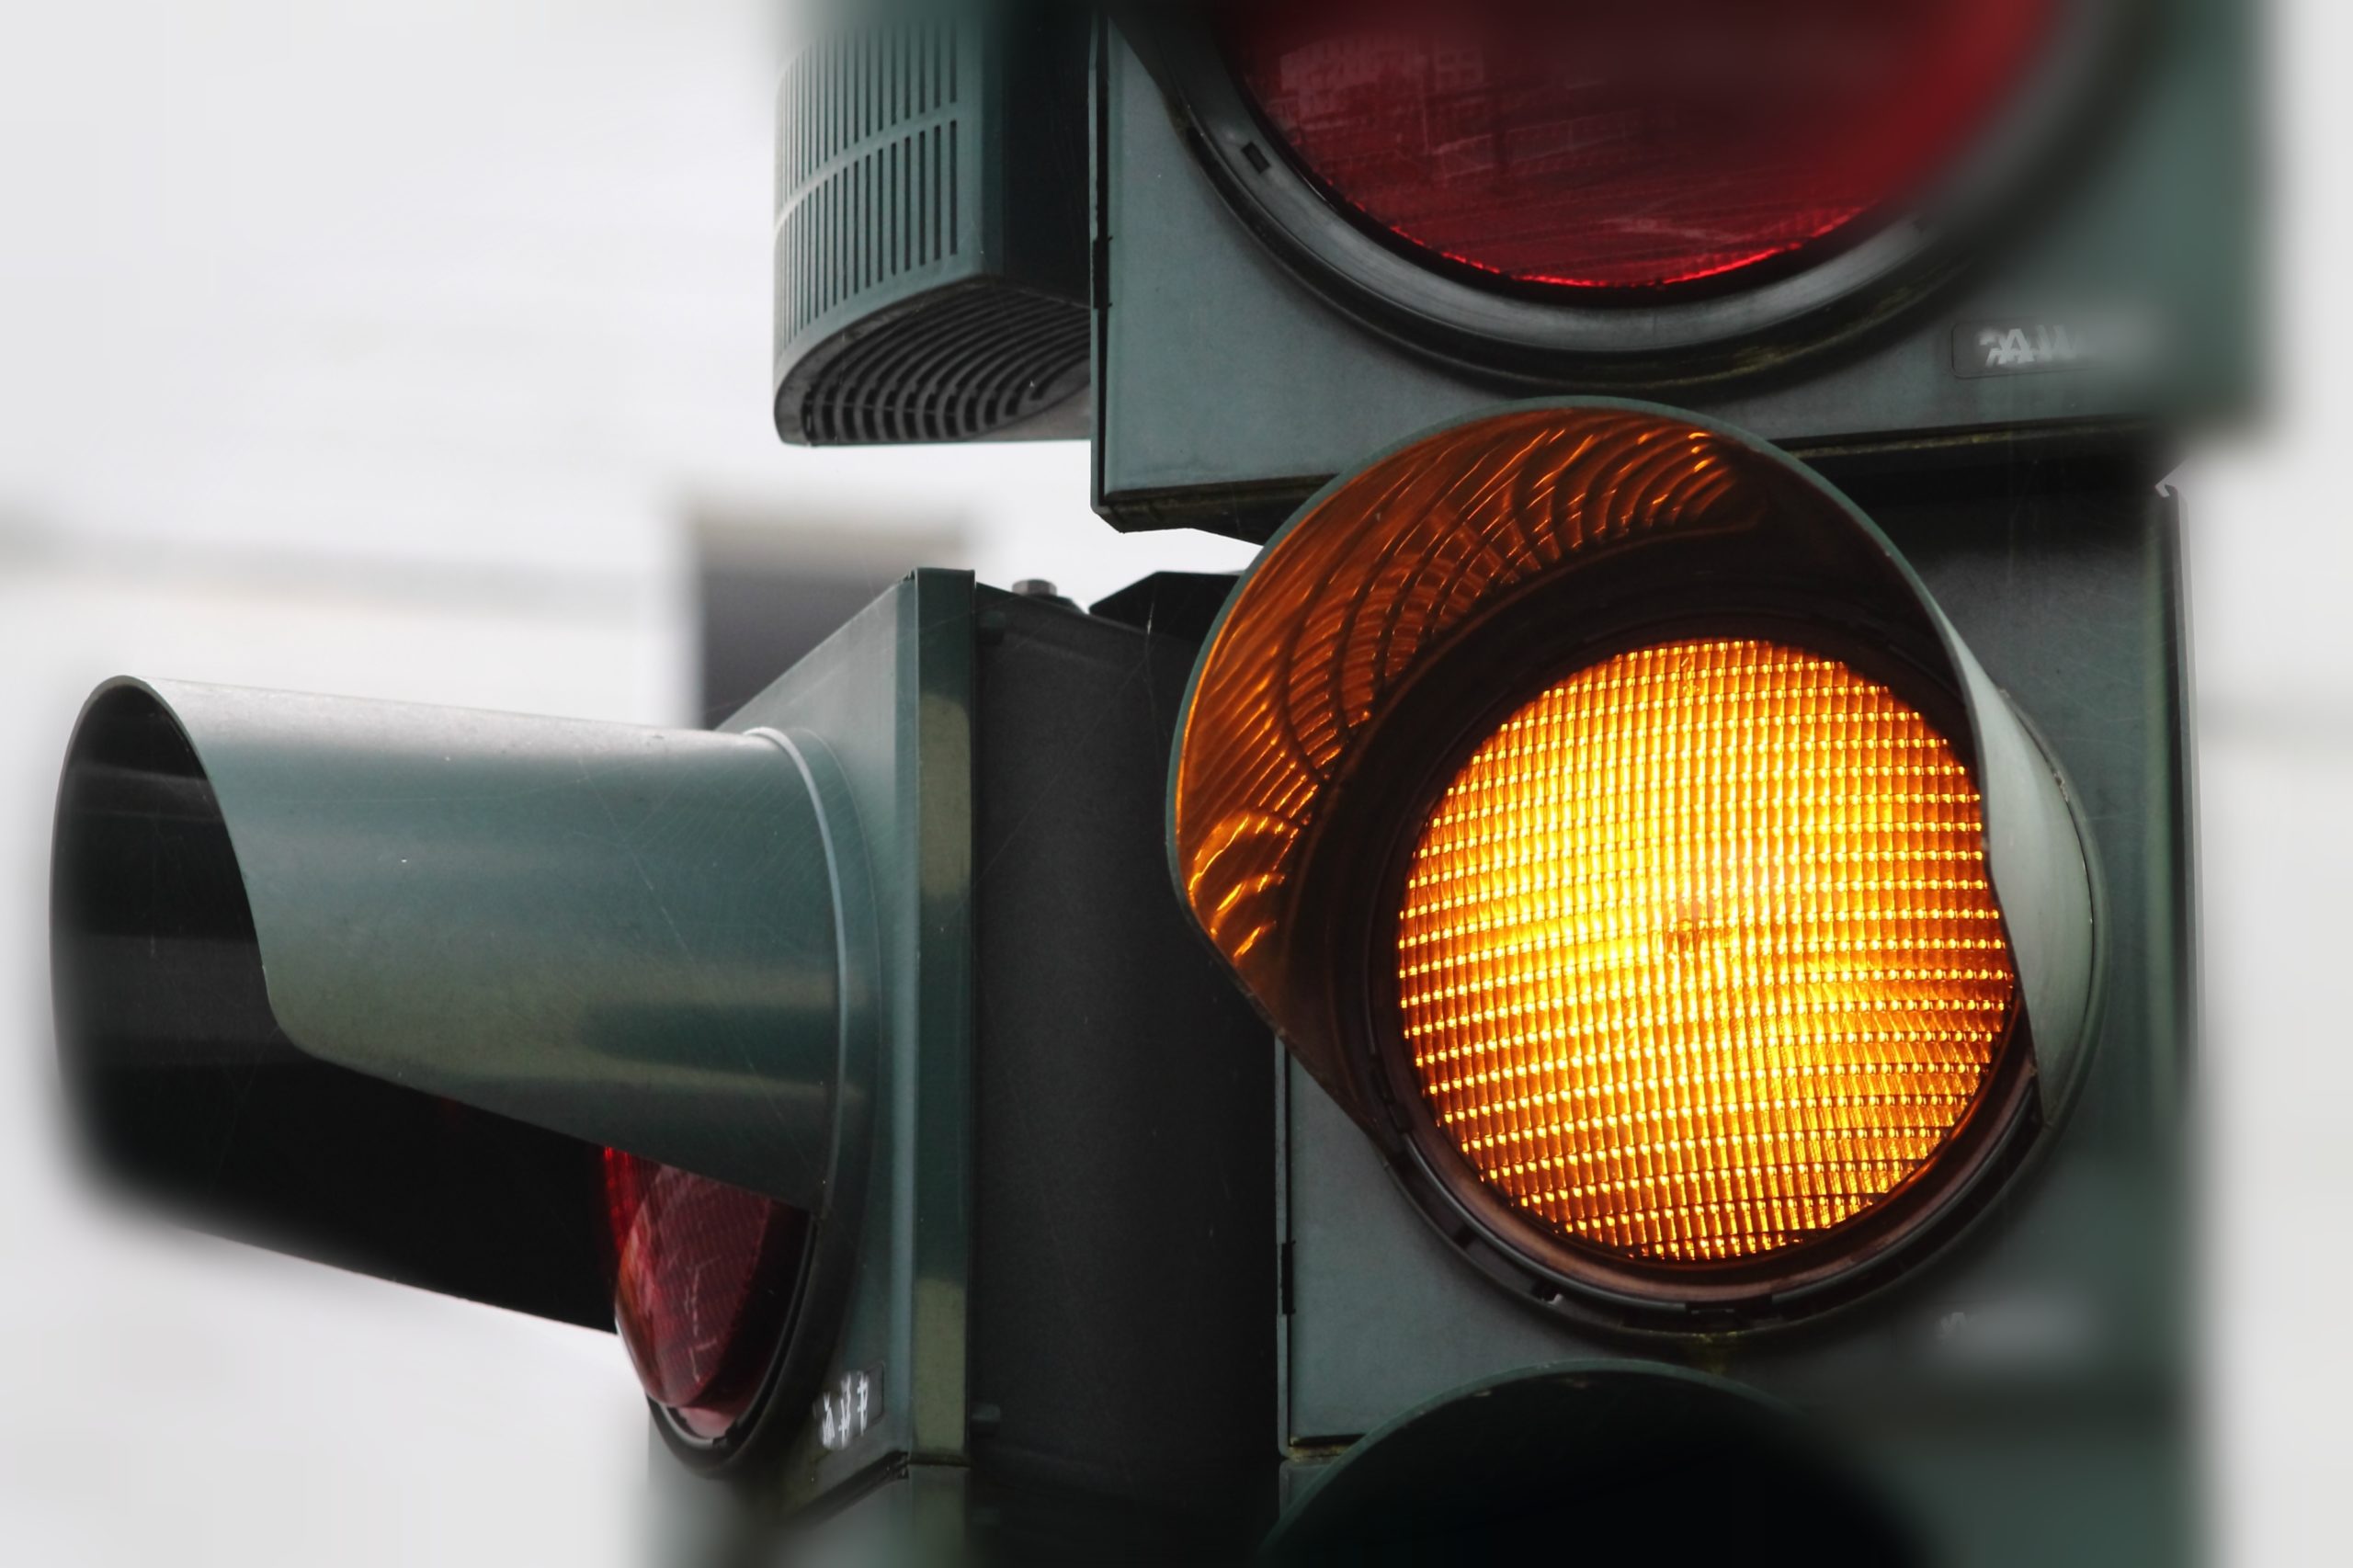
[1395,639,2018,1267]
[604,1151,810,1441]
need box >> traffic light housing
[47,2,2243,1562]
[1172,401,2103,1323]
[1096,0,2256,539]
[51,574,1281,1558]
[1169,410,2192,1562]
[1091,1,2221,1555]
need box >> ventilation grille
[798,287,1090,445]
[772,11,1092,446]
[779,19,964,345]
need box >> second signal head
[1171,401,2098,1327]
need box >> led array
[1397,639,2016,1264]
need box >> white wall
[0,1,2339,1563]
[0,4,1245,1565]
[2180,2,2353,1555]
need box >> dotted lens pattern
[1397,639,2017,1265]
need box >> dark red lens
[1223,0,2056,292]
[603,1150,810,1441]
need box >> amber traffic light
[1173,401,2092,1318]
[1395,637,2018,1267]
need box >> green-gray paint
[97,676,858,1211]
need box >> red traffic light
[605,1152,812,1444]
[1222,0,2057,293]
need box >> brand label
[816,1367,880,1453]
[1953,316,2154,379]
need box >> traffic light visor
[51,679,871,1327]
[1268,1364,1923,1565]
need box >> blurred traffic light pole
[49,2,2250,1564]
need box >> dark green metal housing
[1096,0,2256,539]
[51,680,868,1329]
[733,574,1279,1561]
[51,570,1284,1562]
[1267,471,2194,1566]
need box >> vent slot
[799,288,1088,446]
[779,19,965,348]
[779,16,959,196]
[780,121,961,340]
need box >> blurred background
[0,0,2334,1563]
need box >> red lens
[603,1150,810,1441]
[1223,0,2056,292]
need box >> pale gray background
[0,1,2331,1563]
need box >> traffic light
[52,574,1280,1561]
[1171,400,2188,1563]
[51,1,2245,1563]
[1095,0,2254,538]
[1097,3,2230,1561]
[773,2,2224,1562]
[1172,400,2098,1304]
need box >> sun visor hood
[51,679,870,1326]
[1170,401,2095,1129]
[1267,1363,1924,1565]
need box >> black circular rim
[1295,591,2049,1332]
[1149,0,2132,383]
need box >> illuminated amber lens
[1397,639,2017,1266]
